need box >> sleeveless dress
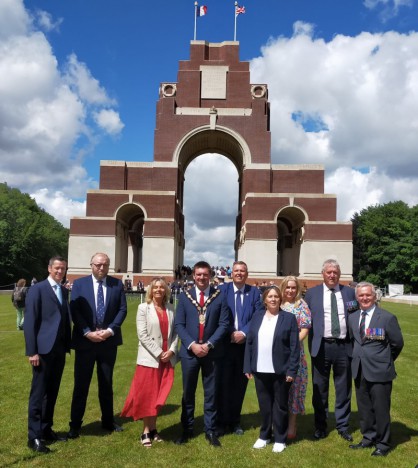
[281,299,312,414]
[121,309,174,419]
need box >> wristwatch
[206,342,214,350]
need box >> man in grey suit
[305,258,357,441]
[348,282,403,457]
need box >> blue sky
[1,0,418,266]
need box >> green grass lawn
[0,295,417,467]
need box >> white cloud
[0,0,123,226]
[35,9,63,32]
[93,109,124,136]
[31,188,86,228]
[249,24,418,221]
[363,0,414,20]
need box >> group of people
[23,255,404,459]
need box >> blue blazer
[221,282,263,335]
[70,275,127,350]
[348,306,403,382]
[305,283,356,358]
[175,287,232,359]
[24,279,71,355]
[243,310,300,378]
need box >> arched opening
[182,154,239,267]
[115,204,145,273]
[276,207,306,276]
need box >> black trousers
[311,339,352,432]
[254,372,290,443]
[217,343,248,427]
[355,367,392,451]
[70,345,117,428]
[28,341,66,440]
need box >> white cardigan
[136,302,178,368]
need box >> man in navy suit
[348,282,403,456]
[67,252,127,438]
[24,256,72,453]
[175,261,231,447]
[217,261,262,435]
[305,258,357,441]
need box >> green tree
[0,183,69,285]
[352,201,418,293]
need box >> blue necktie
[54,284,62,304]
[96,280,105,326]
[235,290,243,330]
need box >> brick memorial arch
[67,41,352,284]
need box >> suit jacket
[305,283,356,358]
[348,306,404,382]
[136,302,178,368]
[175,287,232,359]
[221,282,263,335]
[243,310,300,378]
[24,279,71,355]
[70,274,127,350]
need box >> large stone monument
[67,41,352,284]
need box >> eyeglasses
[91,263,109,269]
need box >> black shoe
[205,432,221,447]
[338,430,353,442]
[43,430,67,443]
[349,441,373,449]
[28,438,51,453]
[314,429,327,440]
[175,430,194,445]
[67,428,80,439]
[371,448,389,457]
[216,425,226,437]
[232,425,244,436]
[102,423,123,432]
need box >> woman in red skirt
[121,277,178,447]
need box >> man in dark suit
[67,252,127,438]
[24,256,71,453]
[305,258,357,441]
[217,261,262,435]
[348,282,403,457]
[174,261,231,447]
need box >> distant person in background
[121,277,178,448]
[31,277,38,286]
[279,276,312,439]
[12,278,28,330]
[24,256,71,453]
[244,285,299,453]
[348,282,403,457]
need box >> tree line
[0,183,68,286]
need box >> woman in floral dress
[279,276,312,439]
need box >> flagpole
[194,1,198,40]
[234,1,238,41]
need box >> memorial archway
[68,40,353,284]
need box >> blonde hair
[145,277,170,304]
[279,275,302,306]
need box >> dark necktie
[359,310,367,340]
[96,280,105,327]
[330,288,340,338]
[235,290,243,330]
[198,290,205,343]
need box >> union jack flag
[235,5,246,16]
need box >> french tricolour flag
[197,5,207,17]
